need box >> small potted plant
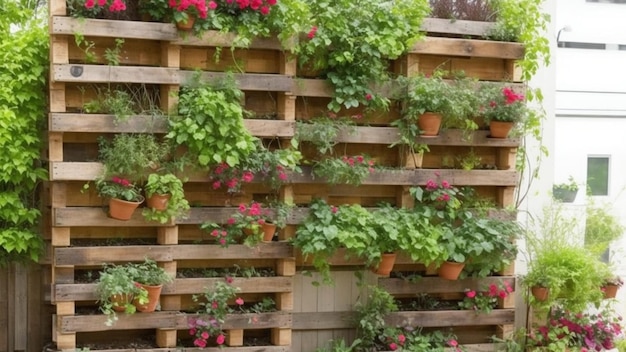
[96,263,148,326]
[129,258,174,312]
[94,176,144,220]
[522,267,555,302]
[478,83,527,138]
[142,173,190,224]
[552,176,579,203]
[396,71,457,137]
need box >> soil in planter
[395,293,462,311]
[71,238,158,247]
[177,266,276,278]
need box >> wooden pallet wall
[47,1,525,350]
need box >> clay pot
[437,261,465,280]
[602,284,619,299]
[133,284,163,312]
[372,253,397,276]
[109,197,143,221]
[489,121,514,138]
[110,293,134,312]
[261,222,277,242]
[531,286,549,301]
[417,112,443,137]
[175,15,195,31]
[146,193,171,211]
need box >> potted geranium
[95,176,144,220]
[139,0,209,31]
[96,263,148,326]
[478,83,527,138]
[142,173,190,224]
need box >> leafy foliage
[0,4,48,265]
[167,76,257,168]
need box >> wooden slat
[421,18,496,37]
[52,64,180,84]
[51,17,283,50]
[379,276,516,294]
[409,37,525,59]
[385,309,515,327]
[55,246,173,266]
[292,311,355,330]
[53,207,173,227]
[59,311,291,333]
[51,17,179,41]
[48,113,169,133]
[165,277,292,295]
[55,276,292,302]
[171,243,294,260]
[51,162,519,186]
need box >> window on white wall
[587,156,610,196]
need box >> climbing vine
[0,1,49,265]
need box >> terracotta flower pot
[489,121,514,138]
[133,284,163,312]
[372,253,397,276]
[531,286,549,302]
[110,293,134,312]
[261,222,277,242]
[602,284,620,299]
[417,112,443,137]
[176,15,196,31]
[437,261,465,280]
[109,197,144,221]
[146,193,171,211]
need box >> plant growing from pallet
[142,172,190,224]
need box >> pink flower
[425,179,437,191]
[466,290,476,298]
[208,0,217,9]
[499,290,507,298]
[267,0,276,4]
[225,276,233,283]
[260,6,269,15]
[389,343,398,351]
[441,180,450,189]
[242,171,254,182]
[210,229,219,237]
[212,180,222,189]
[448,339,458,347]
[226,178,238,189]
[97,0,106,5]
[189,328,196,335]
[216,334,225,345]
[201,331,209,339]
[84,0,95,9]
[212,301,218,309]
[227,217,236,225]
[194,338,206,348]
[365,93,372,101]
[331,206,338,214]
[238,204,247,212]
[278,172,288,181]
[397,334,406,344]
[356,155,364,163]
[219,238,226,245]
[307,26,318,39]
[236,297,244,305]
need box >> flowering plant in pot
[142,173,190,224]
[94,176,144,220]
[138,0,209,31]
[189,278,243,348]
[231,201,275,244]
[478,83,527,138]
[410,177,465,222]
[96,263,148,326]
[312,154,376,186]
[458,280,514,314]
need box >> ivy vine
[0,2,49,265]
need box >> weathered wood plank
[53,64,180,84]
[165,277,293,295]
[421,18,496,37]
[51,162,519,186]
[385,309,515,327]
[379,276,516,294]
[53,207,175,227]
[51,17,178,41]
[171,243,294,260]
[48,113,169,133]
[409,37,525,59]
[55,246,173,266]
[292,311,355,330]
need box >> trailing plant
[96,263,148,326]
[459,280,514,314]
[142,173,190,224]
[167,75,257,168]
[294,0,430,112]
[294,114,357,155]
[0,5,48,265]
[353,285,398,350]
[584,201,624,258]
[189,278,242,347]
[312,155,376,186]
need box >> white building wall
[556,0,626,318]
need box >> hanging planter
[602,284,620,299]
[531,286,550,302]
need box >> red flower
[212,180,222,190]
[84,0,95,8]
[216,334,225,345]
[389,343,398,351]
[307,26,318,39]
[466,290,476,298]
[260,5,269,14]
[208,0,217,9]
[267,0,276,4]
[365,93,372,101]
